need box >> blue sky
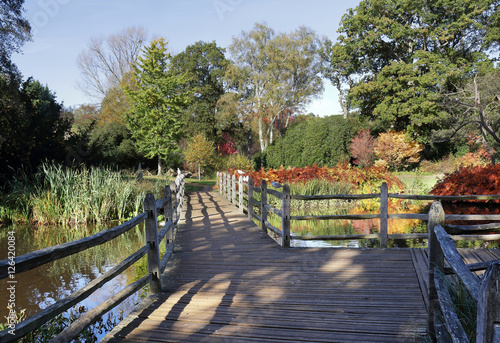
[13,0,361,116]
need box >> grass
[0,163,171,226]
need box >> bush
[374,130,423,170]
[266,115,367,168]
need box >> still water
[0,222,150,341]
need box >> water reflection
[0,223,150,340]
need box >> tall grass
[1,163,168,226]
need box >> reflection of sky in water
[0,224,147,340]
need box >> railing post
[427,201,445,339]
[239,176,244,213]
[226,173,230,200]
[143,193,161,294]
[248,177,254,220]
[261,180,268,234]
[232,174,236,204]
[380,182,388,248]
[170,180,177,226]
[282,184,291,248]
[477,261,500,343]
[163,186,174,245]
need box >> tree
[77,26,147,101]
[169,41,230,145]
[350,129,375,168]
[440,71,500,164]
[324,0,498,144]
[0,77,71,178]
[0,0,31,77]
[374,131,424,170]
[184,133,215,180]
[124,38,188,175]
[227,23,324,153]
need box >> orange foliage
[430,164,500,221]
[431,165,500,200]
[227,163,404,192]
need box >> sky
[12,0,362,116]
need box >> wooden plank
[434,225,480,300]
[410,248,429,311]
[105,189,428,343]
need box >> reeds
[1,162,168,226]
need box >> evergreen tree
[124,38,188,175]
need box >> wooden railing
[0,171,185,343]
[427,201,500,342]
[217,172,500,248]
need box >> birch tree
[226,23,323,153]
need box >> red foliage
[430,165,500,221]
[431,165,500,200]
[350,129,375,168]
[218,133,238,156]
[225,163,403,192]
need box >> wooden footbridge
[3,172,500,342]
[104,189,429,342]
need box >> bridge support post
[239,176,244,213]
[477,261,500,342]
[282,184,291,248]
[380,182,388,248]
[164,186,174,245]
[261,180,268,234]
[232,174,236,204]
[143,193,162,294]
[427,201,445,340]
[248,177,254,220]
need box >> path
[104,189,428,342]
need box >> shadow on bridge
[104,189,427,342]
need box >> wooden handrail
[218,171,500,249]
[0,171,186,343]
[427,201,500,342]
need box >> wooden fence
[217,172,500,248]
[0,171,185,343]
[218,171,500,341]
[427,201,500,342]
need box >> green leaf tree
[324,0,497,144]
[124,38,188,175]
[0,0,31,77]
[184,133,215,180]
[169,41,230,146]
[226,23,324,154]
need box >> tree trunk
[198,164,201,180]
[158,155,163,176]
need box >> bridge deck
[105,189,428,342]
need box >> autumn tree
[350,129,375,168]
[324,0,498,144]
[184,133,215,180]
[226,23,324,153]
[124,38,189,175]
[374,131,424,170]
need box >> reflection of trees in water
[0,223,148,320]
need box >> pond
[0,222,152,342]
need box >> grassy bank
[0,163,170,226]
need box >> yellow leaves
[374,130,423,170]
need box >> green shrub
[266,115,367,168]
